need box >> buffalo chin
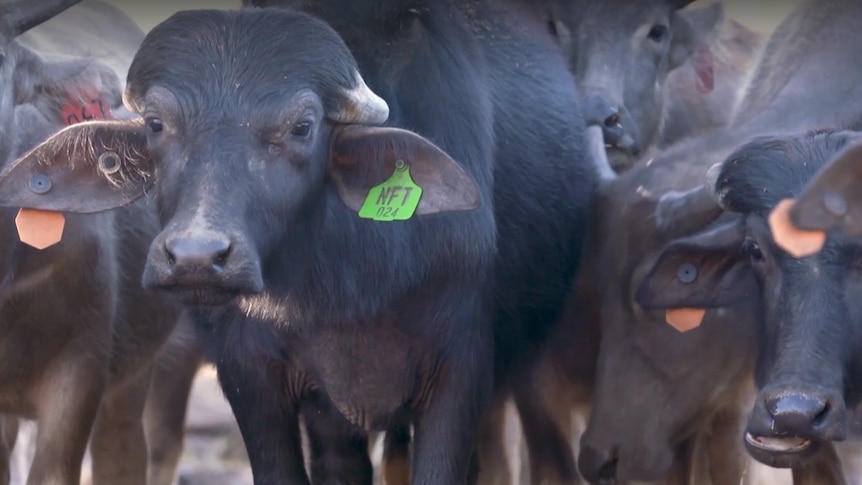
[161,286,245,306]
[744,432,818,468]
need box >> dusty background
[9,1,819,484]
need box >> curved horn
[328,70,390,125]
[654,163,725,237]
[3,0,83,37]
[586,125,617,185]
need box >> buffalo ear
[791,140,862,242]
[329,125,481,219]
[0,118,153,213]
[635,216,757,310]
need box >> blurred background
[113,0,801,33]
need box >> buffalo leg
[0,416,18,485]
[410,340,491,485]
[792,443,848,485]
[380,419,411,485]
[513,374,580,485]
[302,393,374,485]
[217,354,309,484]
[704,407,749,485]
[28,358,106,485]
[90,369,152,485]
[143,334,203,485]
[475,390,514,485]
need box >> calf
[0,2,190,484]
[539,0,726,172]
[0,2,596,483]
[552,0,862,482]
[636,128,862,482]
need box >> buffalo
[0,2,597,483]
[0,1,192,484]
[540,0,726,172]
[628,0,862,480]
[549,0,862,482]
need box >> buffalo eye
[146,117,163,134]
[647,24,668,43]
[290,121,312,138]
[742,237,764,263]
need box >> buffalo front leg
[301,393,374,485]
[512,373,582,485]
[475,390,515,485]
[89,369,154,485]
[217,354,310,484]
[143,336,203,485]
[28,359,106,485]
[410,335,492,485]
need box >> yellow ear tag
[358,159,423,221]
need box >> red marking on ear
[61,91,113,126]
[693,44,715,95]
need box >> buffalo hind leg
[302,393,374,485]
[90,369,153,485]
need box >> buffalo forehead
[126,9,359,113]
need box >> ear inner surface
[769,198,826,258]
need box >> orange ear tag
[769,199,826,258]
[15,208,65,250]
[665,308,706,332]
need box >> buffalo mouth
[161,285,243,306]
[744,432,817,468]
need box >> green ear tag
[358,160,423,221]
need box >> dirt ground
[6,1,826,484]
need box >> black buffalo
[0,2,596,483]
[0,0,190,484]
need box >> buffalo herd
[0,0,860,484]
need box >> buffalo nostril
[164,235,232,269]
[598,456,618,482]
[578,445,618,484]
[765,392,831,435]
[604,112,621,128]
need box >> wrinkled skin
[540,0,723,172]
